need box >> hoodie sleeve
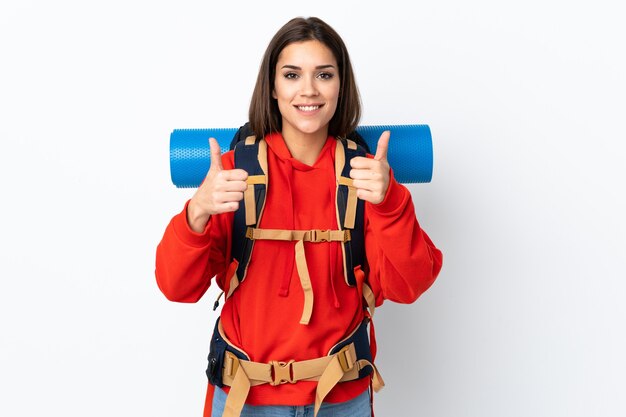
[154,153,235,303]
[363,171,443,306]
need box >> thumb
[374,130,390,161]
[209,137,224,171]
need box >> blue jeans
[211,386,371,417]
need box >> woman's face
[273,40,340,139]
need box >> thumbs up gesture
[349,131,391,205]
[187,138,249,232]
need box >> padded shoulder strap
[231,136,268,283]
[335,138,366,286]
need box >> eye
[284,72,299,80]
[317,72,334,80]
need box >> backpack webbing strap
[245,226,351,325]
[337,177,358,228]
[362,283,376,317]
[211,316,382,417]
[221,348,382,417]
[218,320,384,417]
[244,175,266,225]
[246,227,351,242]
[294,240,313,324]
[226,272,239,299]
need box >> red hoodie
[155,132,443,412]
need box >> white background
[1,1,625,416]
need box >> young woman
[156,16,443,417]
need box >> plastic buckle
[311,229,330,242]
[336,345,355,373]
[270,360,296,385]
[224,351,240,377]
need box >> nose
[300,75,319,97]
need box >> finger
[351,178,380,192]
[374,130,390,161]
[217,191,246,202]
[217,179,248,193]
[352,179,372,192]
[221,168,249,182]
[350,168,378,180]
[209,137,224,171]
[214,201,240,213]
[350,156,376,169]
[355,189,378,202]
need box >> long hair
[249,17,361,139]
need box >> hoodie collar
[265,132,336,171]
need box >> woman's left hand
[349,130,391,205]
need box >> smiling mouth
[296,105,322,112]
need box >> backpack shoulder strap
[334,138,366,286]
[230,136,268,293]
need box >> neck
[281,125,329,166]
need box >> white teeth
[297,105,320,112]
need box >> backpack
[218,123,376,323]
[207,125,383,416]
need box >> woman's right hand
[186,137,248,232]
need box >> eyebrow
[280,64,336,70]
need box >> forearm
[186,198,211,233]
[155,202,228,302]
[365,178,443,304]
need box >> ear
[272,89,277,99]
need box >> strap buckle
[246,227,254,239]
[310,229,330,242]
[269,360,296,385]
[336,345,355,373]
[224,351,240,377]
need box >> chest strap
[246,227,351,242]
[243,226,351,325]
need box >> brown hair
[249,17,361,139]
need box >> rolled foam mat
[170,124,433,188]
